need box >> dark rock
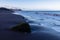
[11,22,31,33]
[17,9,22,11]
[12,9,22,11]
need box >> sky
[0,0,60,10]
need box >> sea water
[13,11,60,32]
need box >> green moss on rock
[11,22,31,33]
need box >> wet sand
[0,30,60,40]
[0,12,26,29]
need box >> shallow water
[13,11,60,32]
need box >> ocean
[13,11,60,32]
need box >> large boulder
[11,22,31,33]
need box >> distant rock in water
[13,9,22,11]
[11,22,31,33]
[0,7,14,13]
[17,9,22,11]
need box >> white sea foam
[13,11,60,32]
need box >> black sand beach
[0,8,60,40]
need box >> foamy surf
[13,11,60,32]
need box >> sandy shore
[0,8,60,40]
[0,13,60,40]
